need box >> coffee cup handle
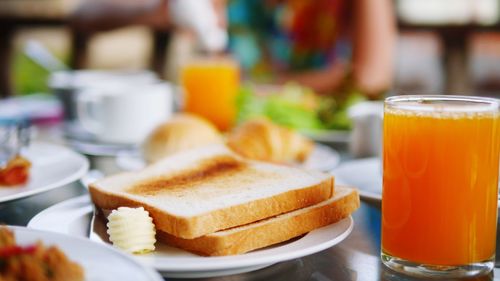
[77,93,103,135]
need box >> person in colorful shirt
[227,0,395,98]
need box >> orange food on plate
[0,227,84,281]
[0,156,31,186]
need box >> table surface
[0,141,498,281]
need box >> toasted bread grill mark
[127,156,247,196]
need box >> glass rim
[385,95,500,113]
[182,55,239,67]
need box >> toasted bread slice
[158,186,359,256]
[89,145,334,239]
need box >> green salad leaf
[236,83,365,131]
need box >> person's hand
[168,0,228,52]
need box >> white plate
[29,195,353,278]
[0,142,89,203]
[302,129,351,143]
[331,157,382,201]
[8,226,163,281]
[116,143,340,173]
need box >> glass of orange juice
[381,95,500,277]
[181,58,240,131]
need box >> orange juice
[181,59,240,131]
[381,96,500,270]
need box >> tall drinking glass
[381,95,500,277]
[181,58,240,131]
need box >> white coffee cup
[76,82,173,144]
[50,69,159,121]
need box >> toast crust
[89,176,334,239]
[157,186,359,255]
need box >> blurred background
[0,0,497,97]
[0,0,498,97]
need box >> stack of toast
[89,145,359,256]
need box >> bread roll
[227,118,313,163]
[142,114,223,163]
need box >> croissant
[227,118,314,163]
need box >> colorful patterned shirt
[228,0,349,81]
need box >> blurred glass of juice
[181,58,240,131]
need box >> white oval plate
[0,142,89,203]
[331,157,382,201]
[116,143,341,173]
[29,195,353,278]
[9,226,163,281]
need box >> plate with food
[29,196,354,278]
[331,157,382,202]
[30,144,359,278]
[0,142,89,203]
[0,226,163,281]
[236,83,365,144]
[116,114,340,172]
